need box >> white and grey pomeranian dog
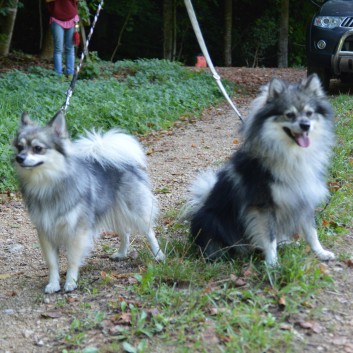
[13,111,165,293]
[184,74,335,265]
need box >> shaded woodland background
[1,0,319,67]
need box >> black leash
[61,0,104,113]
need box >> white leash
[184,0,243,123]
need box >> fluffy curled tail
[75,129,147,170]
[181,170,217,221]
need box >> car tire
[307,66,330,92]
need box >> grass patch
[0,58,230,192]
[58,229,333,353]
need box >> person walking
[45,0,80,79]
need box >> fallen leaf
[279,323,292,331]
[117,312,132,325]
[278,296,286,308]
[319,263,329,274]
[298,321,313,329]
[229,274,247,287]
[41,311,62,319]
[66,297,77,304]
[328,181,342,192]
[344,259,353,267]
[296,320,323,334]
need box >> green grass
[0,58,229,192]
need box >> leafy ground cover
[0,59,352,353]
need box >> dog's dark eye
[33,146,43,154]
[306,111,313,117]
[17,144,24,152]
[285,112,296,120]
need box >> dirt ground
[1,66,353,352]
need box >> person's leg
[64,26,75,76]
[50,22,64,76]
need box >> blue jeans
[51,21,75,76]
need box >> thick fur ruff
[13,111,164,293]
[184,74,335,265]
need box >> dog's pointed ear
[21,112,35,127]
[267,78,286,100]
[48,111,68,138]
[302,74,325,98]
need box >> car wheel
[307,66,330,91]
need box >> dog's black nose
[300,121,310,132]
[16,155,25,164]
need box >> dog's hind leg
[110,232,130,260]
[246,211,278,266]
[303,226,335,261]
[145,228,165,261]
[38,232,61,293]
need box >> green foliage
[0,59,229,192]
[241,15,278,67]
[318,95,353,229]
[78,51,102,79]
[0,1,23,16]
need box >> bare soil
[1,65,353,352]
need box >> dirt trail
[1,68,353,352]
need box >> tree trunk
[110,11,131,62]
[0,0,19,56]
[163,0,176,60]
[40,27,53,60]
[277,0,289,68]
[224,0,232,67]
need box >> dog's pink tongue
[295,133,310,148]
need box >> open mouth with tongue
[283,127,310,148]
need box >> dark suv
[307,0,353,90]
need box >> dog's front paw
[64,280,78,292]
[316,249,335,261]
[45,282,61,294]
[110,251,127,261]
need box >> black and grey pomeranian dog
[184,74,335,265]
